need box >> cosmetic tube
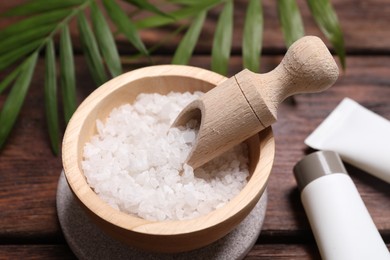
[305,98,390,183]
[294,151,390,260]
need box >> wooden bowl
[62,65,275,253]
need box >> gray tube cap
[293,151,348,191]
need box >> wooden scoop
[173,36,339,169]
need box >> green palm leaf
[277,0,304,47]
[0,25,54,55]
[168,0,201,4]
[243,0,263,73]
[0,0,347,154]
[122,0,171,18]
[307,0,345,69]
[44,40,60,155]
[0,39,41,72]
[211,0,233,75]
[60,25,77,123]
[0,66,21,94]
[0,9,71,40]
[135,0,221,29]
[77,12,108,86]
[172,11,206,65]
[91,2,122,77]
[1,0,85,17]
[0,52,37,149]
[103,0,149,56]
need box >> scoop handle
[242,36,339,120]
[182,36,339,169]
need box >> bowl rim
[62,64,275,237]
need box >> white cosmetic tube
[305,98,390,183]
[294,151,390,260]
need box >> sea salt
[82,91,249,221]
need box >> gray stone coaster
[56,171,267,260]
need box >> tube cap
[293,151,348,190]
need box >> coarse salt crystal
[82,91,249,221]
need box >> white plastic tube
[294,151,390,260]
[305,98,390,183]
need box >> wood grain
[0,0,389,257]
[0,245,75,259]
[0,243,389,259]
[0,55,389,252]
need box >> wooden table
[0,0,389,258]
